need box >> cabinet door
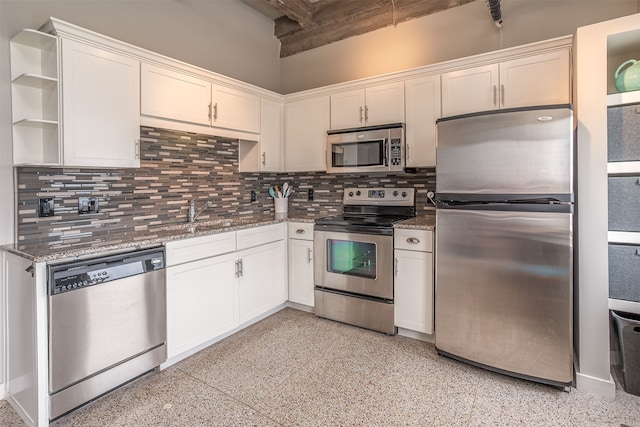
[284,95,330,172]
[141,63,211,125]
[238,240,287,324]
[61,39,140,167]
[394,249,434,334]
[330,89,365,129]
[166,253,237,359]
[405,75,441,167]
[288,238,314,307]
[441,64,499,117]
[259,98,282,171]
[365,81,405,126]
[211,84,260,133]
[500,50,570,109]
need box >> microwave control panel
[389,138,402,166]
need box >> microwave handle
[384,139,389,167]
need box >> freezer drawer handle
[406,237,420,244]
[636,248,640,256]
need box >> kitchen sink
[159,219,249,234]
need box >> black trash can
[612,310,640,396]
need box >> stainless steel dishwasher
[48,247,166,419]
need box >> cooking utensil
[275,185,281,198]
[269,188,275,198]
[282,182,289,197]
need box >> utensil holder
[274,198,288,219]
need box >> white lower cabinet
[394,229,434,334]
[287,222,314,307]
[165,223,286,360]
[238,240,287,323]
[166,252,237,359]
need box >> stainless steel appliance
[314,187,415,334]
[435,105,574,387]
[326,124,405,173]
[48,247,166,419]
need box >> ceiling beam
[277,0,476,57]
[261,0,316,27]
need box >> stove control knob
[348,191,354,197]
[393,191,399,197]
[356,191,361,196]
[402,191,408,197]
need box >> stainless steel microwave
[326,124,405,173]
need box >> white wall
[280,0,640,93]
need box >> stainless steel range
[314,187,416,334]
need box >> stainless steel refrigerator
[434,105,574,387]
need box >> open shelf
[12,73,57,89]
[607,89,640,106]
[10,28,60,166]
[608,161,640,175]
[607,29,640,97]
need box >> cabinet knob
[296,229,305,234]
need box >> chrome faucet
[188,199,214,223]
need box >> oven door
[314,229,393,300]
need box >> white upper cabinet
[141,63,260,134]
[211,84,260,134]
[405,75,441,167]
[441,49,570,117]
[441,64,499,117]
[141,63,211,125]
[499,50,571,109]
[61,38,140,167]
[258,98,282,171]
[330,82,404,129]
[284,95,330,172]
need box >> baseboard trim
[575,371,616,399]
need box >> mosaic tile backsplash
[16,127,436,246]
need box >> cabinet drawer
[609,244,640,303]
[237,223,285,250]
[394,229,433,252]
[288,222,314,240]
[608,103,640,162]
[166,231,236,266]
[608,176,640,231]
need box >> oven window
[331,140,385,168]
[326,239,377,279]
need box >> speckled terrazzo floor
[1,307,639,426]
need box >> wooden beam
[274,15,304,38]
[261,0,316,27]
[278,0,476,57]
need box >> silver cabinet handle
[135,139,140,159]
[501,84,505,106]
[394,257,399,276]
[359,106,364,123]
[296,229,306,234]
[238,258,243,277]
[25,264,34,277]
[208,102,212,121]
[364,105,369,122]
[235,260,240,277]
[213,103,218,121]
[406,237,420,244]
[493,85,497,106]
[261,152,266,165]
[406,144,411,163]
[307,248,312,263]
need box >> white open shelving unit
[10,29,61,165]
[606,28,640,315]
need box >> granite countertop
[3,213,323,264]
[395,212,436,230]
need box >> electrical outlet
[250,190,256,202]
[38,198,54,217]
[78,197,99,215]
[308,188,314,201]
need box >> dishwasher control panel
[49,247,165,295]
